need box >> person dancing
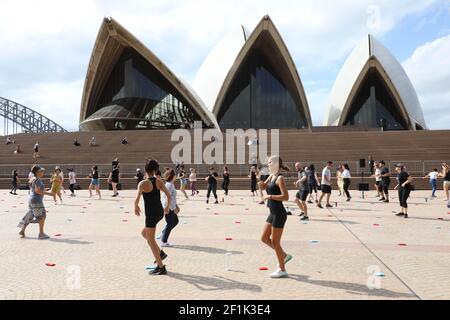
[135,159,171,276]
[259,156,292,279]
[18,165,54,239]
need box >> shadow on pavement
[167,272,262,292]
[288,274,417,299]
[170,245,243,255]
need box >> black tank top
[445,171,450,181]
[143,177,163,215]
[266,174,285,212]
[251,171,257,181]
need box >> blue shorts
[91,179,99,186]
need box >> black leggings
[207,184,218,200]
[222,180,230,195]
[251,179,257,193]
[69,183,75,194]
[11,182,17,193]
[398,187,411,208]
[161,211,179,243]
[343,178,351,199]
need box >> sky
[0,0,449,131]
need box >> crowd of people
[11,156,450,278]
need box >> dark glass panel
[88,48,204,130]
[344,70,408,130]
[217,49,308,129]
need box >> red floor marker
[235,221,241,224]
[54,234,62,237]
[259,267,269,271]
[45,263,56,267]
[438,218,444,220]
[214,213,219,215]
[122,219,128,222]
[373,224,380,227]
[225,237,233,241]
[398,243,408,247]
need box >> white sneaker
[161,242,172,247]
[270,268,288,278]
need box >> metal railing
[1,160,448,178]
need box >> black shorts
[266,209,287,229]
[145,209,164,228]
[321,185,332,194]
[308,184,317,193]
[296,190,309,201]
[111,175,119,184]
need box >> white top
[189,173,197,182]
[429,172,438,180]
[375,168,382,182]
[161,182,177,211]
[322,167,332,186]
[59,171,64,182]
[28,172,34,183]
[342,169,351,179]
[69,172,77,184]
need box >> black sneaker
[298,212,305,217]
[404,214,409,219]
[149,265,167,275]
[346,198,351,202]
[286,211,292,216]
[308,200,313,204]
[301,216,309,221]
[379,198,386,202]
[206,200,209,204]
[214,200,219,204]
[326,204,333,208]
[154,250,168,264]
[396,212,405,217]
[383,200,390,203]
[317,204,323,209]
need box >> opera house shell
[324,34,427,131]
[211,15,312,130]
[79,18,425,132]
[79,18,219,131]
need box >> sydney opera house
[79,15,426,132]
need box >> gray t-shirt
[298,170,308,191]
[29,178,45,204]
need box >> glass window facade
[83,49,203,130]
[217,49,308,129]
[344,70,409,130]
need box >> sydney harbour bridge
[0,97,67,136]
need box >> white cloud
[0,0,446,130]
[403,34,450,130]
[7,81,84,131]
